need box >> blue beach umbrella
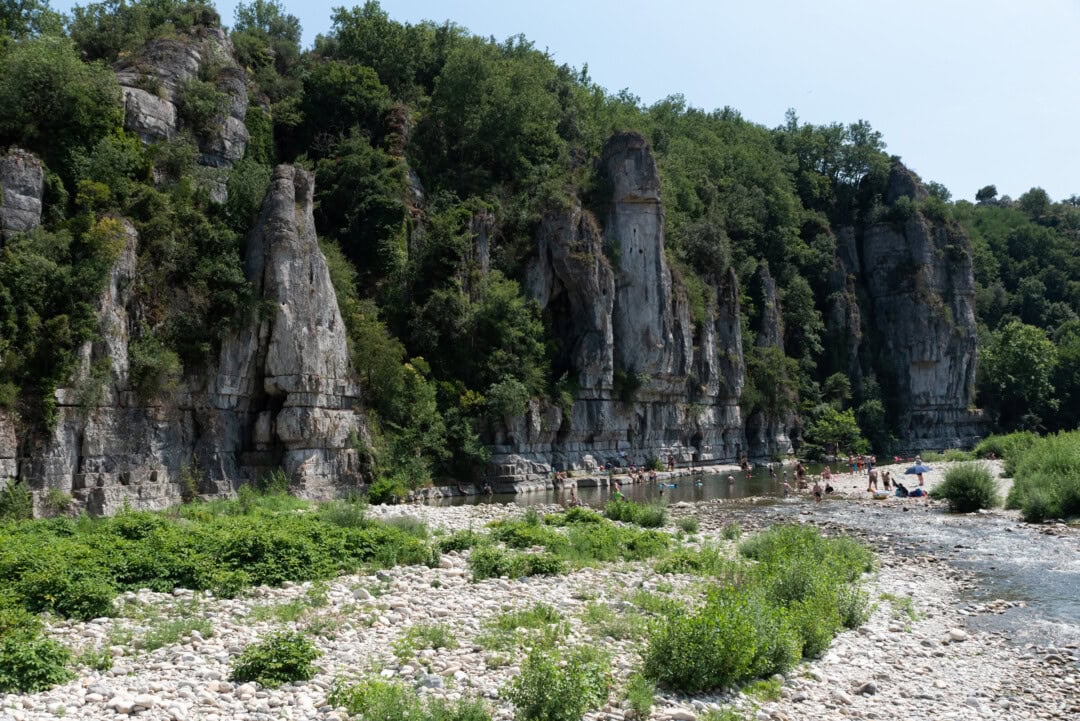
[905,464,931,475]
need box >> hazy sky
[54,0,1080,202]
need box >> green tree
[0,0,63,40]
[0,36,123,182]
[975,184,997,204]
[978,320,1057,430]
[743,345,799,420]
[300,60,392,155]
[804,407,867,456]
[417,35,564,197]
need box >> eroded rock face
[604,131,681,383]
[492,133,749,479]
[859,162,987,449]
[113,26,248,201]
[212,165,364,498]
[13,166,365,514]
[526,204,614,391]
[0,411,16,482]
[746,265,794,458]
[825,226,864,395]
[0,148,44,242]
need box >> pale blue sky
[54,0,1080,202]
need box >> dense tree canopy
[3,0,1079,479]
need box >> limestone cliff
[113,25,248,201]
[850,162,987,450]
[491,132,750,480]
[0,148,43,243]
[5,166,364,514]
[745,265,795,457]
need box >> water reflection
[432,463,833,507]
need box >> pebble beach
[3,463,1078,721]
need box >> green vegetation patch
[329,677,492,721]
[931,463,1000,512]
[603,499,668,528]
[0,604,74,693]
[1005,431,1080,522]
[644,525,873,692]
[230,631,320,688]
[504,645,612,721]
[0,491,436,622]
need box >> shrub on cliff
[931,463,999,512]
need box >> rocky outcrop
[526,204,614,391]
[0,411,15,482]
[745,265,795,458]
[604,132,685,389]
[113,25,248,201]
[857,162,987,449]
[753,265,784,349]
[0,148,43,242]
[11,166,365,514]
[210,165,364,498]
[491,133,748,480]
[825,227,864,395]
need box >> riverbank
[3,499,1074,721]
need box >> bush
[128,333,182,400]
[468,546,567,581]
[177,77,229,136]
[624,673,655,719]
[438,529,484,552]
[0,631,74,693]
[16,569,116,621]
[329,677,492,721]
[368,474,410,504]
[505,645,611,721]
[677,516,700,534]
[0,479,34,521]
[974,431,1037,473]
[543,506,605,526]
[644,525,873,692]
[230,631,320,688]
[931,463,999,512]
[603,499,668,527]
[644,585,760,692]
[1005,431,1080,521]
